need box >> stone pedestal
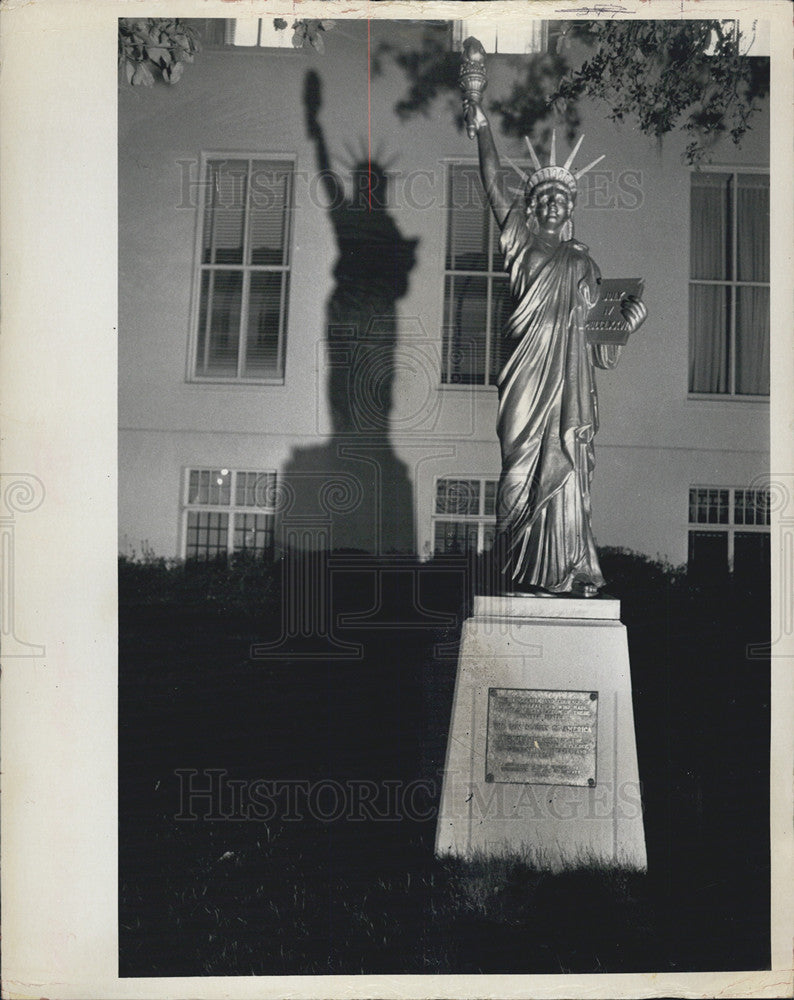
[435,595,647,871]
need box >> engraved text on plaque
[485,688,598,786]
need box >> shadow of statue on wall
[279,70,419,559]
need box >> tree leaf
[168,60,185,84]
[274,18,288,30]
[146,45,169,66]
[131,61,155,87]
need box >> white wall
[119,20,769,564]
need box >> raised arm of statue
[472,107,511,229]
[304,70,345,212]
[460,37,510,229]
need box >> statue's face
[529,181,574,235]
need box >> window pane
[434,519,478,554]
[689,284,730,393]
[196,271,211,373]
[245,272,284,376]
[690,172,731,280]
[734,531,770,584]
[195,158,293,384]
[735,488,771,527]
[736,174,769,282]
[689,487,729,525]
[230,19,261,46]
[688,530,728,581]
[484,480,497,517]
[443,274,488,385]
[255,19,294,49]
[696,487,709,523]
[196,270,243,375]
[447,166,490,271]
[688,487,698,523]
[208,469,231,506]
[203,160,248,265]
[713,488,729,524]
[249,161,292,265]
[186,468,231,506]
[488,277,513,384]
[236,471,276,508]
[735,286,770,395]
[184,19,227,46]
[188,469,208,505]
[436,479,480,516]
[186,511,229,561]
[734,489,747,525]
[234,512,274,557]
[758,489,771,526]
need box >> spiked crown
[506,129,605,201]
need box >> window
[452,20,549,55]
[192,157,293,382]
[433,476,498,554]
[224,19,294,48]
[185,19,295,49]
[183,468,277,560]
[442,164,515,386]
[688,485,770,580]
[689,170,769,396]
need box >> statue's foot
[509,583,555,597]
[571,577,600,598]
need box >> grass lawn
[119,550,770,976]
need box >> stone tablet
[585,278,645,345]
[485,688,598,786]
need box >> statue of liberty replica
[460,38,647,597]
[436,40,649,867]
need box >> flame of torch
[459,37,488,140]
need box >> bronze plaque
[485,688,598,786]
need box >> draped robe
[496,199,620,593]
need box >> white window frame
[687,484,770,573]
[687,164,769,402]
[185,19,303,52]
[440,160,519,390]
[181,466,278,560]
[225,19,295,49]
[452,20,549,55]
[187,151,295,386]
[432,475,499,555]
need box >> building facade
[118,19,770,576]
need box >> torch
[459,37,487,140]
